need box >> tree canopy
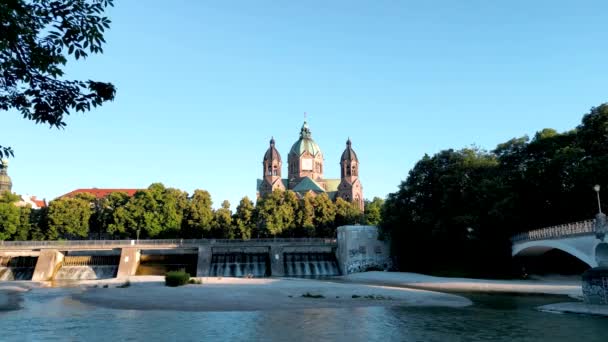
[1,0,116,158]
[381,103,608,277]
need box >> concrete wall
[337,225,391,274]
[32,249,64,281]
[116,247,140,279]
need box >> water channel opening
[54,255,120,280]
[209,253,270,277]
[515,248,590,278]
[0,256,37,281]
[283,252,340,277]
[136,254,198,276]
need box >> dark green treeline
[381,103,608,277]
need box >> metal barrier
[511,219,595,243]
[0,238,337,249]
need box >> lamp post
[136,228,141,243]
[594,185,602,214]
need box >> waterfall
[54,255,119,280]
[0,256,37,281]
[283,252,340,277]
[209,253,269,277]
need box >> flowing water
[209,253,270,277]
[0,289,607,341]
[0,257,36,281]
[284,253,340,277]
[54,256,119,280]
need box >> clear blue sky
[4,0,608,208]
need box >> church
[257,121,364,210]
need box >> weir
[209,252,270,277]
[283,252,340,277]
[0,234,378,280]
[0,256,37,281]
[136,253,198,276]
[54,255,119,280]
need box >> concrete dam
[0,226,390,281]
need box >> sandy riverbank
[342,272,583,298]
[72,276,472,312]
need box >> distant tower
[0,159,13,193]
[259,137,285,197]
[288,121,324,188]
[337,139,364,210]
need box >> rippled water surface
[1,289,607,342]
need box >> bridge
[511,219,602,268]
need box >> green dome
[289,121,322,157]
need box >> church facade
[257,121,364,210]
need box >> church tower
[337,139,364,210]
[0,159,13,194]
[288,121,324,188]
[259,138,285,197]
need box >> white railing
[511,219,595,243]
[0,238,337,249]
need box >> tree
[295,192,316,237]
[13,206,32,240]
[312,193,335,237]
[46,194,93,239]
[212,200,233,239]
[1,0,116,158]
[234,196,255,239]
[335,197,361,230]
[0,191,21,240]
[363,197,384,226]
[255,190,296,237]
[183,189,213,238]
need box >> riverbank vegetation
[381,103,608,277]
[0,186,383,240]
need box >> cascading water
[209,253,270,277]
[54,255,119,280]
[0,256,37,281]
[283,252,340,277]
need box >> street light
[136,228,141,243]
[595,185,602,214]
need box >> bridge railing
[0,238,337,249]
[510,219,595,243]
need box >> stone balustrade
[511,219,595,243]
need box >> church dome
[289,121,322,157]
[263,137,282,162]
[0,159,13,193]
[341,138,358,161]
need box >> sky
[4,0,608,208]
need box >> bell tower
[260,137,285,197]
[337,139,364,210]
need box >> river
[1,289,607,341]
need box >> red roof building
[60,188,140,199]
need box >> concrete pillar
[270,246,284,277]
[196,246,212,277]
[32,249,64,281]
[116,247,140,279]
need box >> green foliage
[363,197,384,226]
[382,103,608,277]
[0,0,116,158]
[313,193,336,236]
[0,201,20,240]
[234,196,255,239]
[47,196,93,239]
[212,200,234,238]
[165,270,191,287]
[183,190,213,238]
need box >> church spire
[0,159,13,193]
